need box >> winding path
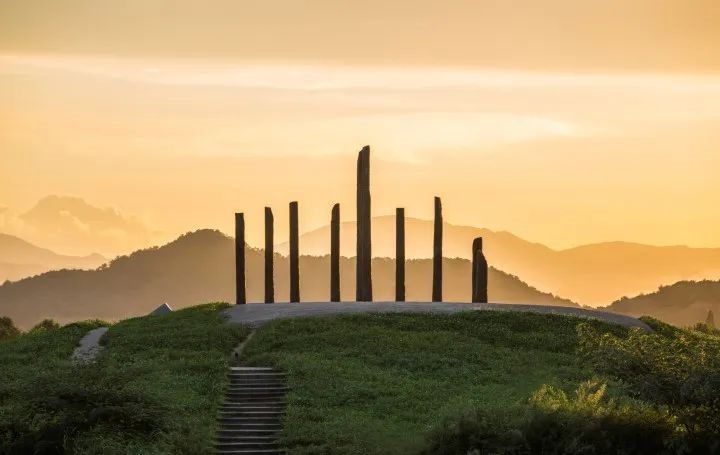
[224,302,651,331]
[71,327,109,363]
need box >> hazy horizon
[2,0,719,257]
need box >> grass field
[241,311,629,454]
[0,303,249,454]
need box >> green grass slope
[241,311,628,454]
[0,303,249,454]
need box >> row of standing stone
[233,145,488,304]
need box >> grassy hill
[279,216,720,306]
[604,279,720,327]
[0,303,249,454]
[3,305,718,454]
[0,229,575,328]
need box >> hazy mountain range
[0,229,576,328]
[278,216,720,306]
[0,233,106,283]
[603,280,720,328]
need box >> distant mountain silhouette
[604,280,720,327]
[0,229,575,328]
[277,216,720,306]
[0,233,106,283]
[5,195,158,257]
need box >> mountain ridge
[0,229,576,328]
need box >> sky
[1,0,719,256]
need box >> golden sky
[1,1,719,255]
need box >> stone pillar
[234,212,246,305]
[396,208,405,302]
[289,201,300,303]
[472,237,481,302]
[473,237,488,303]
[356,146,373,301]
[432,197,443,302]
[330,203,341,302]
[264,207,274,304]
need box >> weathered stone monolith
[432,197,443,302]
[289,201,300,303]
[396,208,405,302]
[356,146,373,301]
[330,204,340,302]
[473,237,488,303]
[471,237,481,303]
[264,207,274,304]
[234,212,246,305]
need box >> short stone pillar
[396,208,405,302]
[472,237,488,303]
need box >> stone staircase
[215,367,287,454]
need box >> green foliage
[243,311,624,454]
[0,303,250,454]
[29,318,60,333]
[0,316,20,340]
[578,321,720,439]
[423,381,675,455]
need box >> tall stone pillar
[289,201,300,303]
[330,204,341,302]
[432,197,443,302]
[234,213,246,305]
[264,207,274,304]
[356,146,373,301]
[473,237,488,303]
[395,208,405,302]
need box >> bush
[422,381,675,455]
[578,321,720,440]
[0,316,20,340]
[29,319,60,333]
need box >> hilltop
[0,229,575,328]
[277,216,720,306]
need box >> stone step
[228,373,286,380]
[218,423,282,430]
[226,392,287,400]
[227,387,289,393]
[217,428,280,437]
[221,406,284,413]
[230,367,276,371]
[219,410,284,417]
[216,435,277,443]
[216,450,284,455]
[215,441,279,450]
[219,416,282,425]
[229,379,287,387]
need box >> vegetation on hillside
[423,318,720,454]
[607,279,720,327]
[241,311,625,454]
[0,303,249,454]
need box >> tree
[30,319,60,333]
[706,310,716,329]
[0,316,21,340]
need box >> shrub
[422,381,675,455]
[0,316,20,340]
[29,319,60,333]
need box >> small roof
[150,302,173,316]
